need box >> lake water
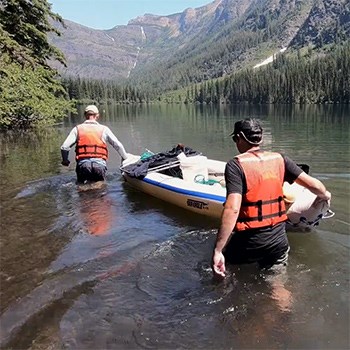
[0,104,349,349]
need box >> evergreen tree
[1,0,65,67]
[190,42,350,105]
[0,0,72,129]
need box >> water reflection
[0,104,349,349]
[77,184,114,236]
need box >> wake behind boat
[121,145,334,229]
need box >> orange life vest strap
[76,144,107,157]
[238,196,285,222]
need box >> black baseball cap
[230,118,263,145]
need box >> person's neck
[241,145,260,153]
[247,146,260,153]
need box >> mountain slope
[50,20,146,80]
[128,0,316,91]
[50,0,350,91]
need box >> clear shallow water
[0,104,349,349]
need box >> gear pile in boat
[122,144,201,178]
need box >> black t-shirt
[223,151,303,266]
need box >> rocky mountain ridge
[49,0,350,86]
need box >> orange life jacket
[235,151,287,231]
[75,124,108,161]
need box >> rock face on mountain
[50,21,146,80]
[49,0,350,83]
[290,0,350,47]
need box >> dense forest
[62,41,350,105]
[189,42,350,104]
[62,78,150,104]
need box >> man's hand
[61,160,70,166]
[212,250,226,279]
[121,154,140,167]
[321,190,331,201]
[314,190,331,205]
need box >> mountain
[49,21,146,80]
[50,0,350,91]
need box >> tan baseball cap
[84,105,99,114]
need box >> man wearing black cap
[61,105,129,183]
[212,118,331,278]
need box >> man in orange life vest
[61,105,129,183]
[212,118,331,277]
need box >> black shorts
[223,222,290,269]
[76,161,107,183]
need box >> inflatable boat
[121,146,333,229]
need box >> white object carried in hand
[283,182,334,228]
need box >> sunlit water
[0,104,349,349]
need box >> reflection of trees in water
[0,129,67,187]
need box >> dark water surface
[0,104,349,349]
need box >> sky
[49,0,212,30]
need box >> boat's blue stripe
[142,177,226,202]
